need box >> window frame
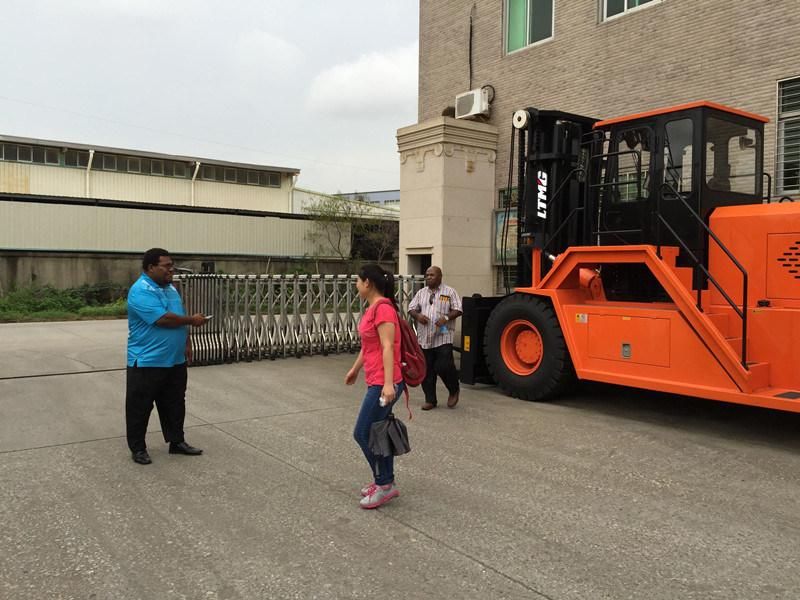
[44,147,60,165]
[18,145,33,163]
[127,157,141,173]
[777,75,800,195]
[504,0,554,55]
[601,0,661,22]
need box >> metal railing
[655,182,749,367]
[175,274,425,365]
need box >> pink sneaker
[361,483,379,497]
[360,483,399,509]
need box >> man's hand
[414,312,430,325]
[189,313,207,327]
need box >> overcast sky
[0,0,419,193]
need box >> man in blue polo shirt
[126,248,208,465]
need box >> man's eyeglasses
[429,292,435,305]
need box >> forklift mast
[514,109,597,287]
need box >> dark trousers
[126,364,188,453]
[421,344,459,406]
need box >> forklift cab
[592,101,767,260]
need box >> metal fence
[176,274,426,365]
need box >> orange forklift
[460,101,800,412]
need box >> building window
[65,150,90,168]
[173,162,187,178]
[778,77,800,195]
[102,154,116,170]
[506,0,553,53]
[247,170,260,185]
[151,159,164,175]
[44,147,59,165]
[18,145,33,162]
[224,168,237,182]
[202,165,218,181]
[127,157,141,173]
[268,172,281,187]
[603,0,656,20]
[2,144,17,161]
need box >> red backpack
[376,298,427,387]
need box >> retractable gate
[176,274,425,365]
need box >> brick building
[399,0,800,294]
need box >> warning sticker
[575,313,588,324]
[464,336,471,352]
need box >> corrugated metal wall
[194,180,289,212]
[0,200,349,258]
[0,163,291,212]
[90,171,191,206]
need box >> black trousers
[125,363,188,452]
[421,344,460,405]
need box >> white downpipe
[85,149,94,197]
[191,161,201,206]
[290,173,298,212]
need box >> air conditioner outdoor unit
[455,88,490,119]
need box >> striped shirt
[408,284,462,349]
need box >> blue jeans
[353,382,405,486]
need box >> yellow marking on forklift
[622,316,631,321]
[464,336,471,352]
[575,313,588,324]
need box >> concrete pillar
[397,117,498,297]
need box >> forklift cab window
[663,119,693,194]
[611,127,651,203]
[705,116,760,195]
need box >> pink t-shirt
[358,300,402,386]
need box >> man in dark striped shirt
[408,266,463,410]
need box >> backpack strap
[402,385,413,421]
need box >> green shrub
[0,285,128,322]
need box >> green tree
[305,193,399,271]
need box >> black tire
[484,294,574,401]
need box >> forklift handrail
[656,181,748,368]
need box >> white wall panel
[0,201,346,257]
[194,180,290,212]
[90,172,192,205]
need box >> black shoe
[132,450,152,465]
[169,441,203,455]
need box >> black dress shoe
[132,450,152,465]
[169,441,203,455]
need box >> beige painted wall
[397,117,498,297]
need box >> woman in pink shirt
[345,264,405,509]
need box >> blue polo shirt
[127,273,188,367]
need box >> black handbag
[368,414,411,458]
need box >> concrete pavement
[2,320,800,599]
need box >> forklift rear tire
[484,294,574,401]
